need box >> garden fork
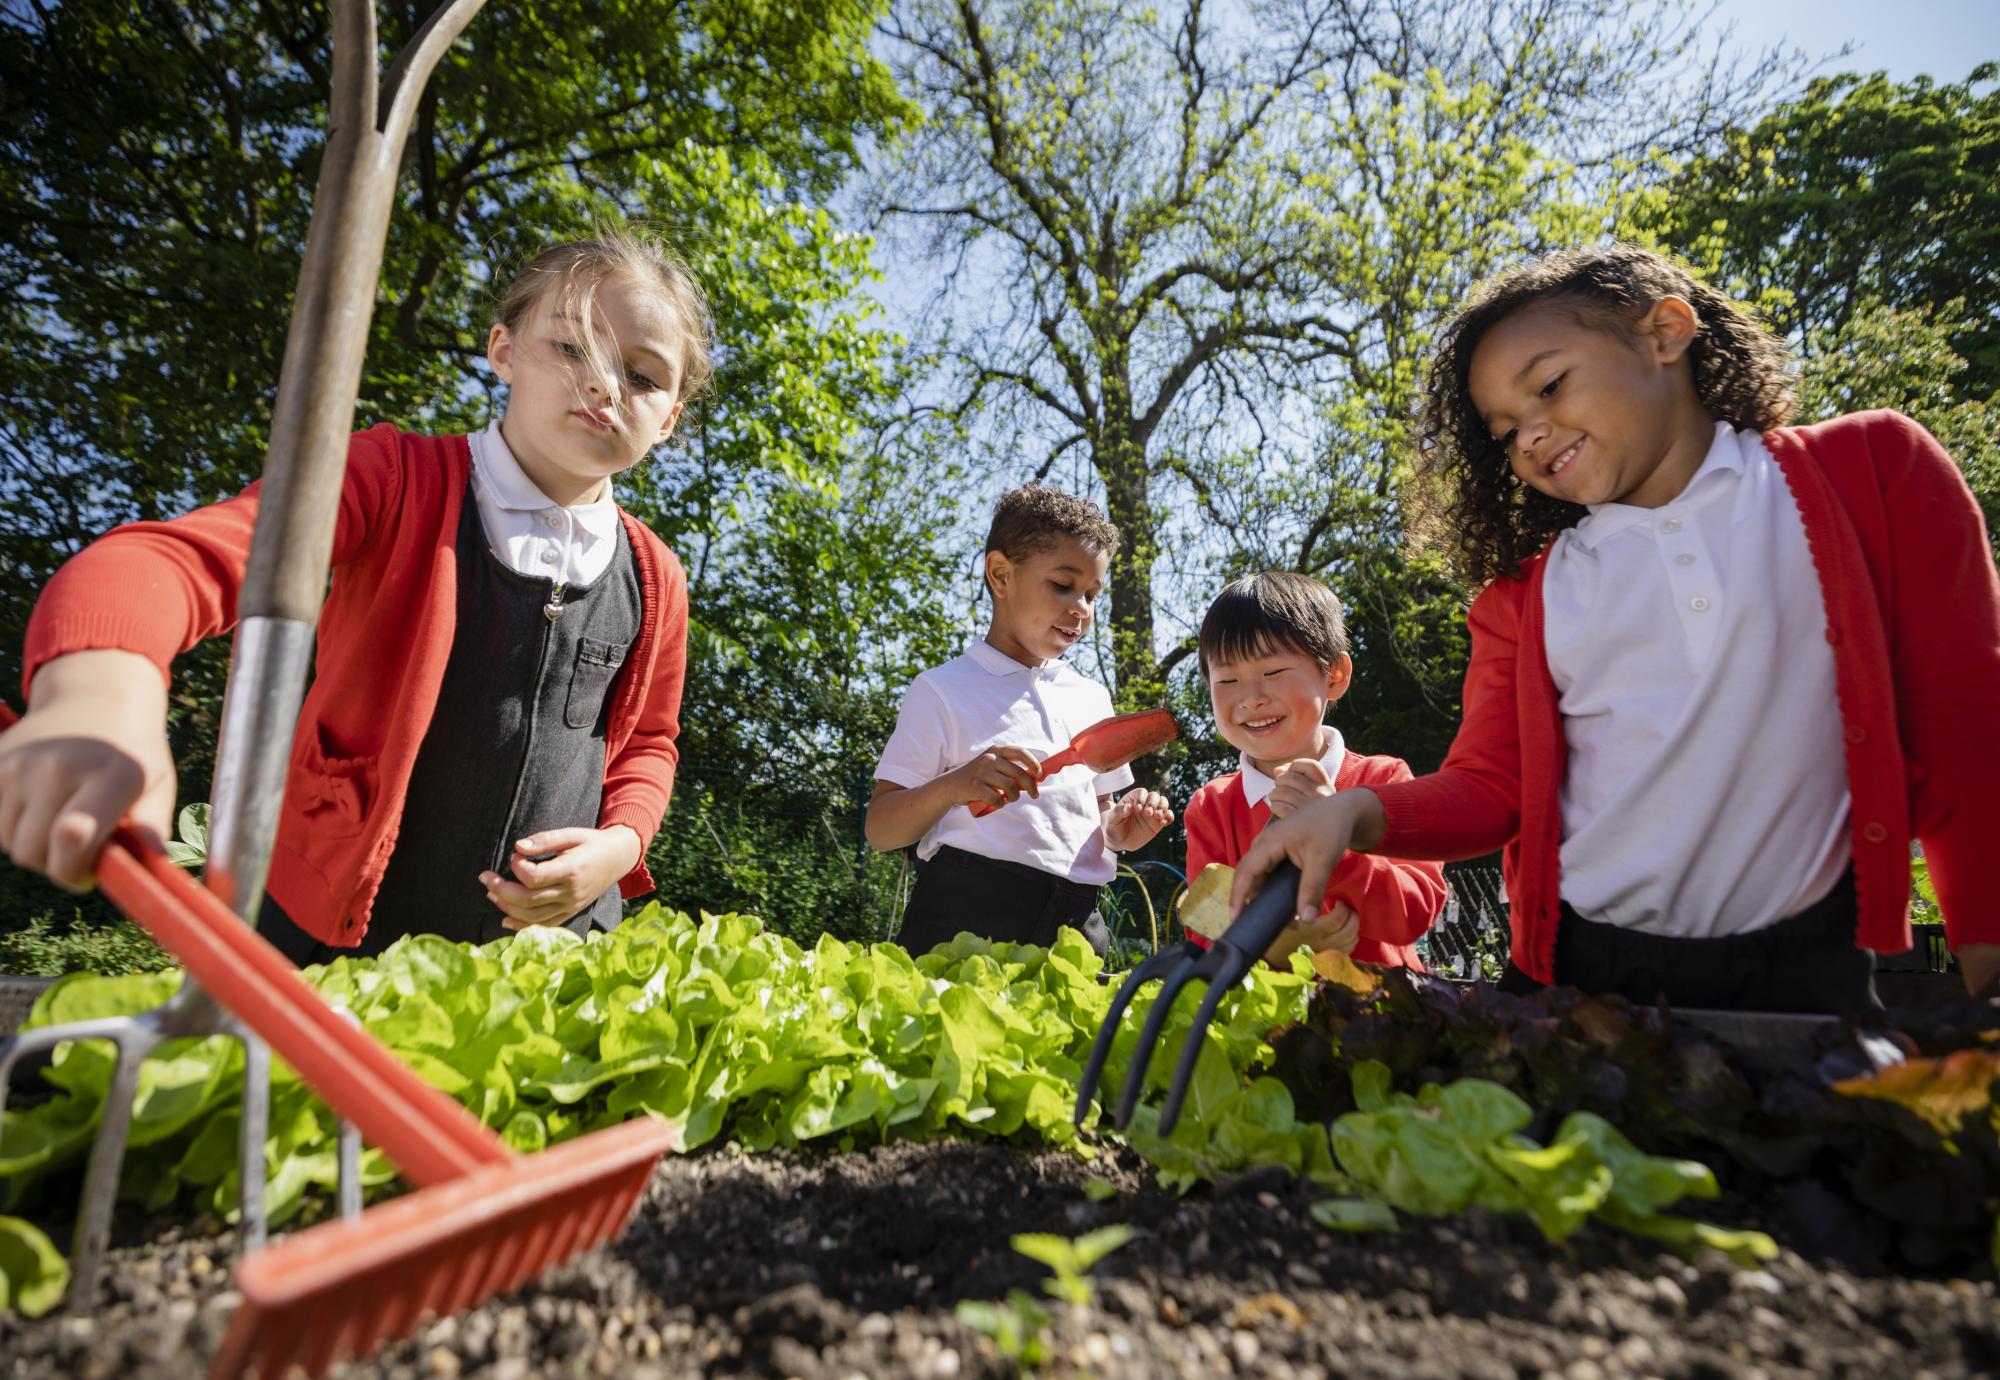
[1074,861,1303,1135]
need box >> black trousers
[898,845,1110,956]
[1498,869,1880,1017]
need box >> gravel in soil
[3,1138,1994,1379]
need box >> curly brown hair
[984,483,1120,572]
[1415,244,1797,586]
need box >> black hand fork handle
[1073,861,1303,1134]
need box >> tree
[648,421,970,943]
[877,0,1790,777]
[0,1,942,936]
[1797,299,2000,544]
[1656,64,2000,399]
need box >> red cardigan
[1370,411,2000,982]
[1187,750,1446,968]
[23,426,688,947]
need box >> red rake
[0,702,679,1378]
[214,1122,672,1379]
[967,708,1179,817]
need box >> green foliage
[957,1225,1133,1371]
[1110,954,1331,1193]
[1278,968,2000,1269]
[1010,1223,1133,1305]
[885,0,1782,763]
[954,1290,1052,1369]
[0,914,171,979]
[14,914,1945,1289]
[1794,300,2000,541]
[0,910,1307,1230]
[1655,64,2000,399]
[1327,1062,1777,1266]
[0,1,962,954]
[1309,1197,1400,1233]
[164,804,211,871]
[653,423,968,943]
[0,1216,67,1318]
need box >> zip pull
[543,581,566,621]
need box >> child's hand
[1263,901,1359,965]
[951,746,1042,810]
[1265,757,1336,820]
[481,825,642,931]
[1104,788,1173,851]
[1229,788,1387,925]
[0,650,176,891]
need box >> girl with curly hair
[1229,244,2000,1011]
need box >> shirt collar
[966,637,1058,677]
[1567,421,1749,551]
[1239,727,1346,808]
[471,421,620,545]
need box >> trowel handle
[965,746,1076,819]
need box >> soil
[3,1137,1994,1380]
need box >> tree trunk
[1096,430,1163,789]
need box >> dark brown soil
[3,1137,1994,1379]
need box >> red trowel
[968,708,1178,817]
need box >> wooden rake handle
[246,0,486,623]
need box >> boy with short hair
[866,485,1174,954]
[1186,572,1445,966]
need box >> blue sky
[1712,0,1994,83]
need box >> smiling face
[1466,296,1714,511]
[984,536,1111,666]
[486,272,687,507]
[1207,642,1351,776]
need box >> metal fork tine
[1156,947,1255,1134]
[1113,950,1206,1130]
[70,1021,156,1302]
[236,1024,270,1253]
[0,993,280,1307]
[1072,945,1192,1125]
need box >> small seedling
[955,1291,1052,1368]
[956,1225,1134,1371]
[1010,1223,1134,1306]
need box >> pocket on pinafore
[291,724,379,837]
[565,637,629,729]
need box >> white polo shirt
[1238,729,1346,808]
[875,639,1135,884]
[1544,421,1850,937]
[467,421,622,584]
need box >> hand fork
[1073,861,1303,1135]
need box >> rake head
[212,1115,679,1380]
[1073,862,1303,1135]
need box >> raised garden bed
[2,911,1995,1378]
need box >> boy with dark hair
[866,484,1173,954]
[1186,571,1445,966]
